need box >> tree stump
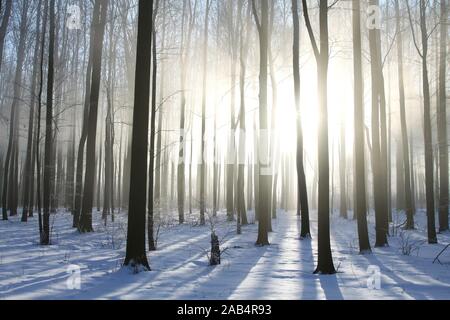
[210,231,221,265]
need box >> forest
[0,0,449,300]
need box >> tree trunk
[200,0,211,226]
[396,139,405,211]
[254,119,260,220]
[103,5,116,223]
[292,0,310,238]
[148,0,160,252]
[407,0,438,243]
[21,0,42,221]
[252,0,270,246]
[237,0,250,233]
[419,1,437,243]
[79,0,108,233]
[73,7,95,228]
[339,123,347,219]
[42,0,56,245]
[0,151,3,210]
[96,137,103,213]
[247,157,253,211]
[189,130,193,215]
[352,0,371,253]
[35,0,48,239]
[2,0,28,221]
[177,0,194,225]
[268,0,277,223]
[369,0,388,247]
[227,1,237,223]
[394,0,414,229]
[124,0,153,270]
[154,0,167,220]
[409,136,416,213]
[438,0,448,232]
[303,0,336,273]
[64,27,80,213]
[0,0,12,72]
[65,115,76,211]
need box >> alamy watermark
[366,265,381,290]
[367,5,382,30]
[66,264,81,290]
[67,5,81,30]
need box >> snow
[0,208,449,300]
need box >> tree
[154,0,167,219]
[368,0,389,247]
[148,0,160,252]
[292,0,311,239]
[406,0,438,244]
[227,1,238,223]
[352,0,371,254]
[237,0,250,234]
[394,0,414,229]
[78,0,108,233]
[2,0,29,220]
[42,0,56,245]
[22,0,43,222]
[124,0,153,270]
[119,0,136,211]
[103,3,116,224]
[302,0,336,274]
[339,120,347,219]
[64,20,82,214]
[212,1,220,218]
[268,0,278,226]
[51,0,69,214]
[252,0,270,246]
[73,2,95,228]
[200,0,212,226]
[0,0,12,72]
[437,0,448,232]
[0,152,3,210]
[35,0,49,241]
[178,0,196,224]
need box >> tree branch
[406,0,423,58]
[302,0,320,60]
[251,0,261,34]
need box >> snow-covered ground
[0,208,449,300]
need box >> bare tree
[21,0,42,222]
[124,0,154,271]
[252,0,270,246]
[352,0,371,254]
[42,0,56,245]
[2,0,29,220]
[154,0,167,219]
[237,0,250,234]
[406,0,438,244]
[79,0,109,233]
[178,0,197,224]
[148,0,161,252]
[394,0,414,229]
[437,0,448,232]
[292,0,311,239]
[0,0,12,72]
[302,0,336,274]
[102,3,117,224]
[368,0,389,247]
[73,1,95,228]
[200,0,212,226]
[35,0,49,240]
